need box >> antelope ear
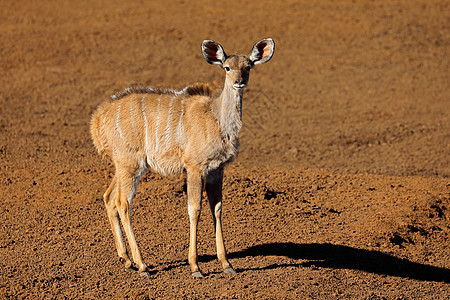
[202,40,227,66]
[249,38,275,65]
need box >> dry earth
[1,0,449,299]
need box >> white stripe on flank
[116,100,123,140]
[129,99,136,135]
[102,108,110,132]
[155,95,162,152]
[141,94,149,154]
[176,98,185,147]
[164,95,175,150]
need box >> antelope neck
[213,82,244,141]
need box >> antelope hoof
[191,271,204,278]
[223,267,236,274]
[139,270,151,277]
[120,257,135,273]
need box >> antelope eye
[224,66,230,71]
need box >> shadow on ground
[194,242,449,283]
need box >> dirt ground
[1,0,449,298]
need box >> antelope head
[201,38,275,91]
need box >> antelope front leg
[206,170,236,274]
[186,169,204,277]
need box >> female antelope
[90,38,275,277]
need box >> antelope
[90,38,275,278]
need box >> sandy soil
[1,0,449,298]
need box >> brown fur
[185,83,213,96]
[90,39,274,277]
[110,83,213,101]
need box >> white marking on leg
[214,201,222,218]
[187,201,201,222]
[128,161,148,210]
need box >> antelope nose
[233,79,247,90]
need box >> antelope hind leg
[103,176,134,271]
[115,166,150,277]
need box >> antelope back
[90,84,219,176]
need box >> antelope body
[90,39,274,277]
